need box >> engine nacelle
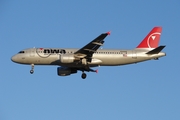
[60,54,75,63]
[57,67,77,76]
[88,59,102,65]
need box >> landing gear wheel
[30,70,34,74]
[81,73,87,79]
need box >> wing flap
[84,49,96,52]
[92,42,103,46]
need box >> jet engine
[57,67,77,76]
[60,54,75,63]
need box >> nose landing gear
[30,64,34,74]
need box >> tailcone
[150,52,166,59]
[158,52,166,57]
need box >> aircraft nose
[11,55,18,63]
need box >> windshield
[18,51,25,53]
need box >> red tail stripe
[136,27,162,48]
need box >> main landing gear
[80,69,98,79]
[81,72,87,79]
[30,64,34,74]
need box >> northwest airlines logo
[36,48,66,58]
[147,32,161,48]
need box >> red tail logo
[136,27,162,48]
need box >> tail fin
[136,27,162,49]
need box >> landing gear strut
[30,64,34,74]
[81,72,87,79]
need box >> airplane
[11,27,166,79]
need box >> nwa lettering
[44,49,66,54]
[36,48,66,58]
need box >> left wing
[74,32,110,61]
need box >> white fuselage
[11,48,166,68]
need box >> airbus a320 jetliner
[11,27,166,79]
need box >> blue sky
[0,0,180,120]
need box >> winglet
[107,31,111,35]
[89,68,98,73]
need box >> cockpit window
[18,51,25,53]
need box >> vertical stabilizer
[136,27,162,49]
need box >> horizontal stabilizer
[146,46,166,54]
